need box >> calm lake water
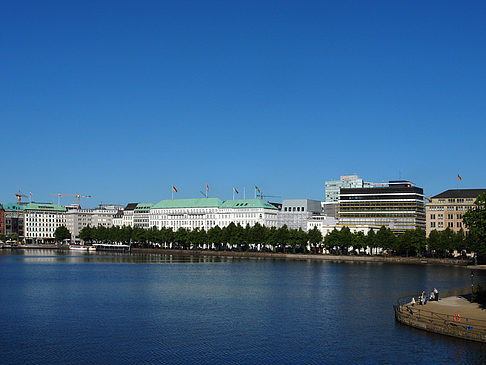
[0,250,485,364]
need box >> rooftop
[152,198,223,209]
[23,202,66,212]
[432,189,486,199]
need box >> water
[0,250,485,364]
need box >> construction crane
[49,193,91,208]
[424,196,432,202]
[15,190,28,205]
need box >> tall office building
[338,180,425,234]
[325,175,375,202]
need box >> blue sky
[1,1,485,207]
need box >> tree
[54,225,71,242]
[307,227,323,253]
[463,192,486,261]
[79,225,92,244]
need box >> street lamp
[471,270,475,299]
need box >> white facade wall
[24,210,66,240]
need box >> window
[430,222,436,228]
[457,222,462,228]
[457,214,462,219]
[430,214,435,219]
[448,222,454,228]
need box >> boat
[69,245,96,252]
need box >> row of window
[429,214,462,220]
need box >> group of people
[410,288,439,306]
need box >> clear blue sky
[1,1,485,207]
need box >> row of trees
[68,222,478,258]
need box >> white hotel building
[149,198,278,230]
[23,203,67,243]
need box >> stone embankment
[394,296,486,343]
[131,248,470,266]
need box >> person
[411,297,416,306]
[433,288,439,301]
[430,291,435,301]
[420,291,425,305]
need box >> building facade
[134,203,153,228]
[426,189,486,236]
[2,203,25,239]
[149,198,279,231]
[338,180,425,234]
[325,175,375,202]
[278,199,322,231]
[122,203,138,227]
[24,203,67,243]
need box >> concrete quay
[394,296,486,343]
[131,248,471,267]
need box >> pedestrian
[434,288,439,301]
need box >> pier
[394,295,486,343]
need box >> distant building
[112,210,124,227]
[0,204,4,235]
[325,175,375,202]
[24,203,66,243]
[426,189,486,236]
[278,199,322,231]
[321,201,338,218]
[134,203,153,228]
[2,203,25,239]
[123,203,138,227]
[338,180,425,234]
[65,204,119,241]
[149,198,278,231]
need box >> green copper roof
[2,203,25,211]
[23,202,66,212]
[135,203,153,211]
[220,199,278,210]
[152,198,223,209]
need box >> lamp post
[471,270,475,299]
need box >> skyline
[2,2,485,207]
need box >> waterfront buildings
[149,198,278,230]
[325,175,375,202]
[2,203,25,238]
[24,203,66,243]
[278,199,322,231]
[425,189,486,236]
[338,180,426,234]
[65,204,121,241]
[134,203,153,228]
[122,203,137,227]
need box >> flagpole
[172,186,173,200]
[244,187,246,200]
[233,188,234,200]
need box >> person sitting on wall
[433,288,439,301]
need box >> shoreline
[130,248,470,267]
[1,245,474,267]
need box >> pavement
[419,296,486,321]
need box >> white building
[65,205,119,241]
[134,203,153,228]
[278,199,322,231]
[122,203,137,227]
[23,203,67,243]
[149,198,278,230]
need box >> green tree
[307,227,323,253]
[463,192,486,261]
[54,225,71,242]
[79,225,92,244]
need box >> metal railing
[395,295,486,336]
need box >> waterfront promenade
[394,295,486,343]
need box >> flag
[233,187,239,194]
[206,184,209,191]
[172,186,178,192]
[457,174,462,181]
[255,185,261,193]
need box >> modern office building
[325,175,375,202]
[2,203,25,238]
[321,201,339,218]
[278,199,322,231]
[149,198,278,231]
[24,203,67,243]
[338,180,425,234]
[426,189,486,236]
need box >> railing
[394,295,486,337]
